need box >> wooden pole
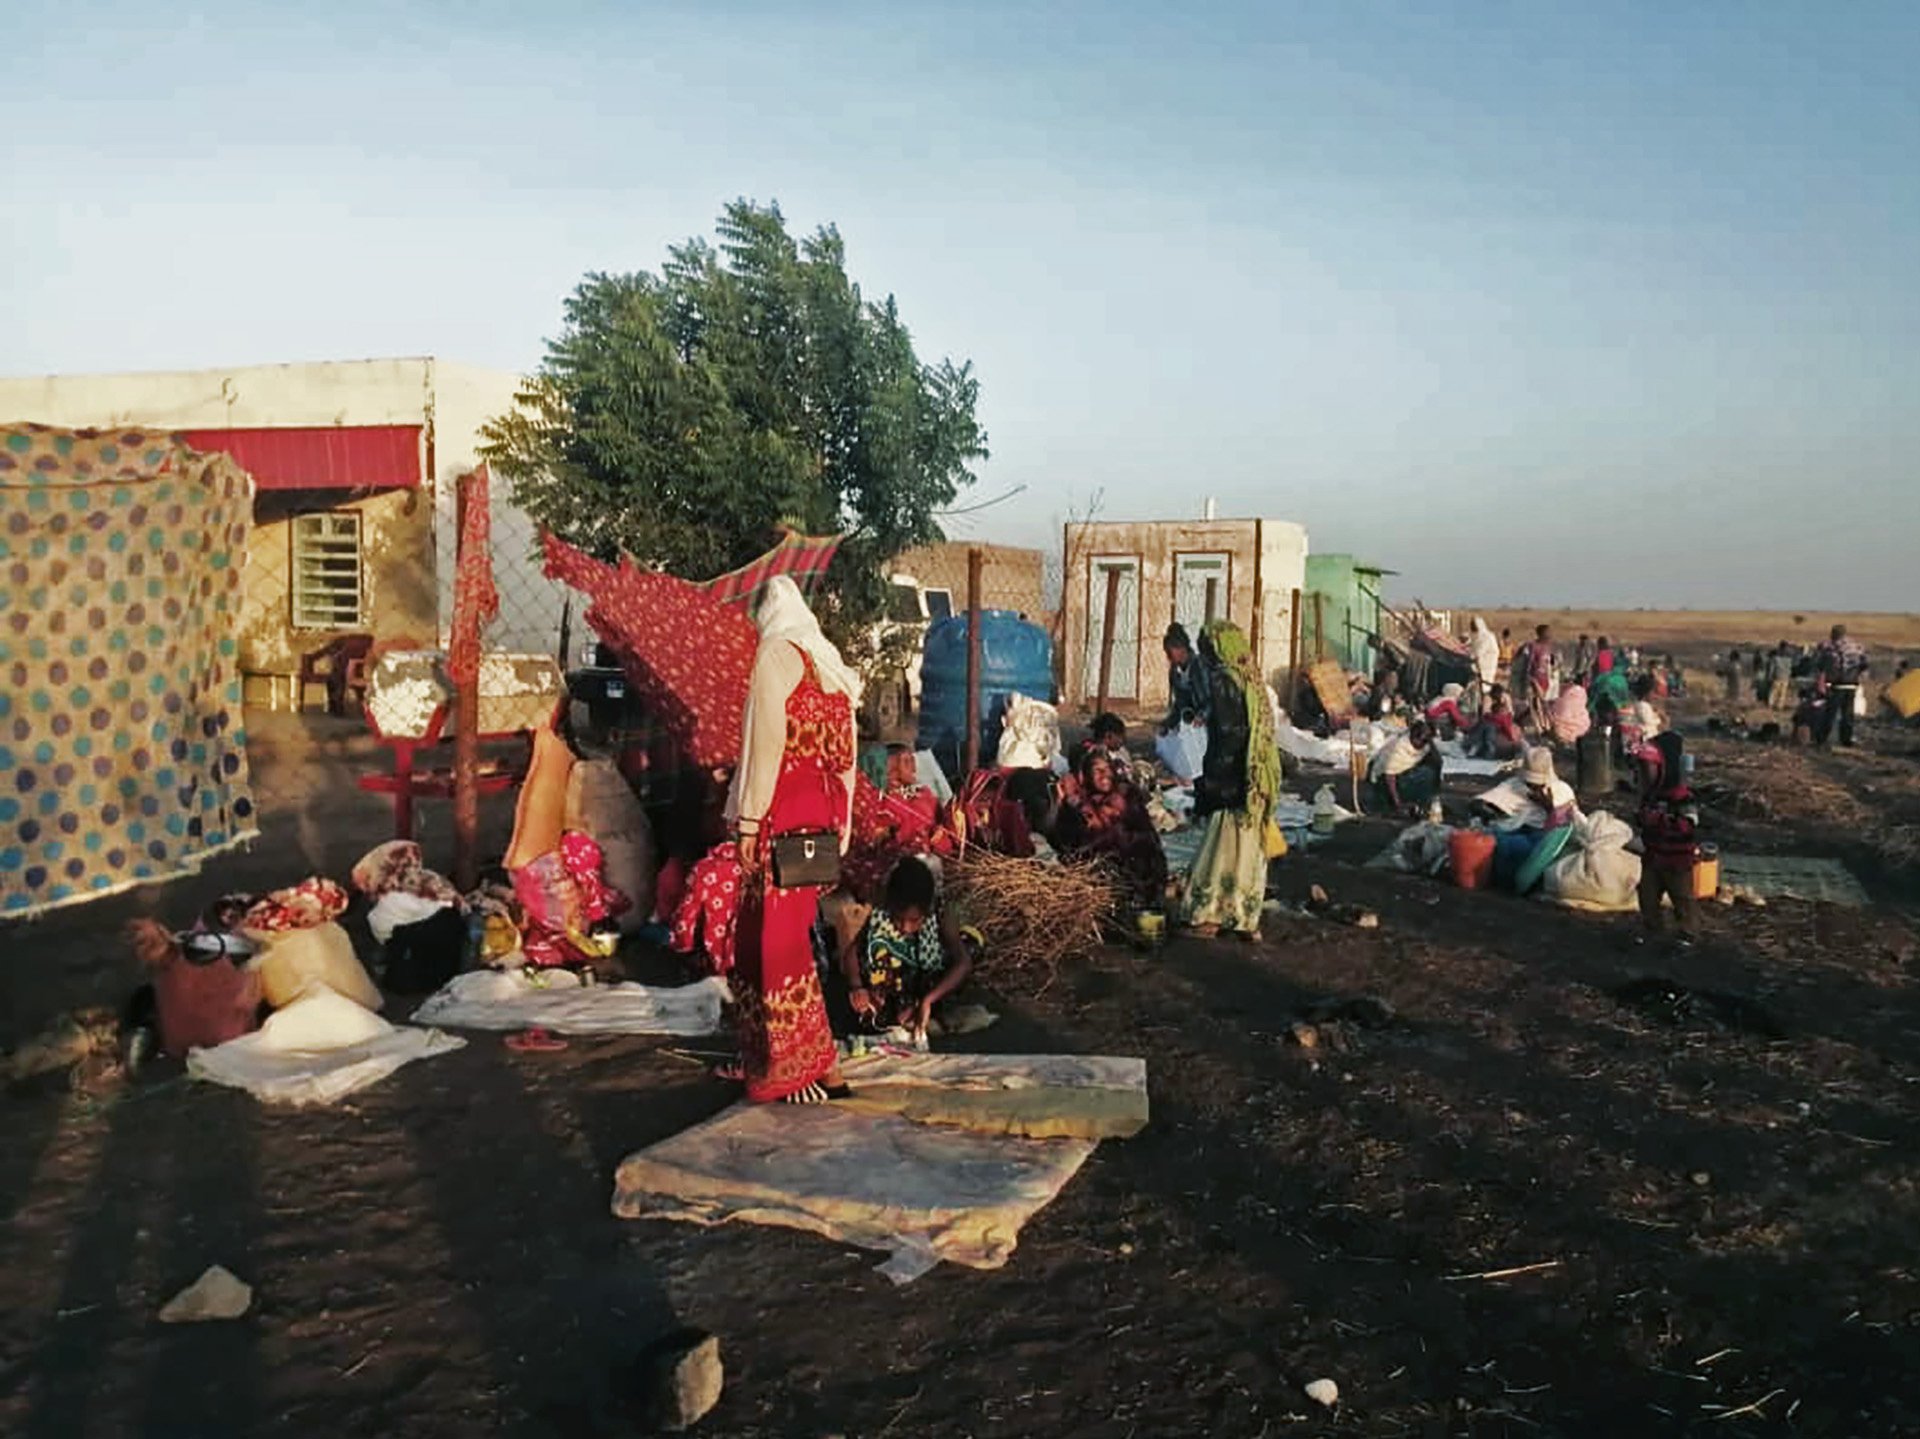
[963,546,984,777]
[451,470,481,891]
[1094,564,1121,718]
[1313,590,1327,665]
[1287,586,1303,712]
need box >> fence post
[1288,586,1303,711]
[963,547,984,777]
[452,470,482,891]
[1094,564,1121,718]
[1313,591,1326,665]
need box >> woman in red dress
[728,577,860,1103]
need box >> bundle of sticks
[946,851,1122,990]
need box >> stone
[1305,1377,1340,1407]
[630,1328,723,1432]
[158,1265,252,1323]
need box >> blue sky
[6,0,1916,609]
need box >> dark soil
[3,713,1919,1437]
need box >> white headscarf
[1471,616,1500,685]
[752,575,862,701]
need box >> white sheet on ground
[187,988,464,1105]
[411,969,728,1036]
[612,1101,1096,1283]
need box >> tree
[482,199,988,642]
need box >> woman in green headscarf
[1183,619,1280,938]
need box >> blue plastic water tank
[915,610,1056,777]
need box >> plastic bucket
[1449,827,1497,890]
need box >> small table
[357,649,566,840]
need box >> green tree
[482,199,987,641]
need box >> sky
[6,0,1917,610]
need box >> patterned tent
[0,424,258,915]
[542,535,759,769]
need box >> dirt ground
[4,705,1920,1437]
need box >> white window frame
[290,510,366,630]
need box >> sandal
[505,1027,568,1053]
[711,1059,745,1082]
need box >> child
[834,857,974,1038]
[1637,732,1701,942]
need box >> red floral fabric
[542,535,758,768]
[670,841,744,976]
[449,467,499,688]
[241,877,349,934]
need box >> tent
[0,424,258,915]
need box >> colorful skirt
[1182,809,1268,935]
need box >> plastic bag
[1155,721,1209,782]
[994,693,1062,769]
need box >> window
[923,588,954,622]
[290,510,365,629]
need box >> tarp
[697,530,842,610]
[543,536,757,768]
[0,424,258,915]
[411,969,729,1036]
[187,989,464,1105]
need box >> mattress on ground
[612,1101,1096,1283]
[836,1052,1148,1139]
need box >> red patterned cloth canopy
[697,530,842,610]
[542,535,759,768]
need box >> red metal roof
[180,424,422,491]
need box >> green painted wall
[1304,553,1384,674]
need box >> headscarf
[727,573,861,827]
[350,840,461,906]
[1201,619,1279,820]
[752,574,861,701]
[1548,683,1591,744]
[1471,616,1500,684]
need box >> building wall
[1061,517,1311,710]
[0,357,568,692]
[891,541,1046,619]
[240,488,440,675]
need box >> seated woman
[1365,719,1443,817]
[1463,686,1524,760]
[1547,681,1591,746]
[1425,683,1471,739]
[1054,748,1170,911]
[1077,712,1142,788]
[1490,747,1579,889]
[832,857,974,1037]
[883,743,942,837]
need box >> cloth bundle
[513,831,630,968]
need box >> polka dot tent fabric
[0,423,258,916]
[543,535,758,769]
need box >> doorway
[1173,552,1231,638]
[1083,556,1141,701]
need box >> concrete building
[0,357,567,708]
[890,540,1047,622]
[1060,516,1310,712]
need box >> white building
[0,357,568,707]
[1060,515,1311,712]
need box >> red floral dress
[732,649,853,1101]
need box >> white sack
[1154,721,1208,781]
